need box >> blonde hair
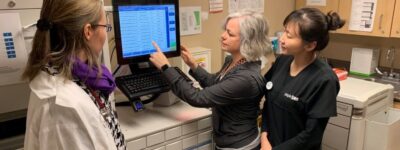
[22,0,103,81]
[224,10,272,62]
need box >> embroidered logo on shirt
[284,93,299,101]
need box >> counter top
[347,75,400,101]
[116,101,212,141]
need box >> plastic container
[364,108,400,150]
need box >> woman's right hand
[180,45,198,70]
[260,132,272,150]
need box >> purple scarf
[72,58,116,95]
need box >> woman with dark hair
[260,8,345,150]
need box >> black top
[262,55,339,150]
[162,56,265,148]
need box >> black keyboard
[115,69,170,99]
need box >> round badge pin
[266,81,273,90]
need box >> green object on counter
[349,71,373,77]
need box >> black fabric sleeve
[261,101,269,132]
[188,56,232,88]
[261,55,281,132]
[272,118,329,150]
[163,67,260,107]
[188,66,218,88]
[306,77,339,118]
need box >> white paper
[209,0,223,13]
[180,7,202,36]
[349,0,377,32]
[0,13,28,86]
[229,0,264,13]
[350,47,378,75]
[306,0,327,6]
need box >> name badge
[266,81,273,90]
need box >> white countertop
[116,101,212,141]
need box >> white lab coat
[24,71,118,150]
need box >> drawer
[197,117,211,130]
[166,140,182,150]
[127,137,146,150]
[198,143,212,150]
[198,130,212,144]
[165,126,182,141]
[147,131,165,147]
[328,114,351,129]
[337,102,353,116]
[182,135,198,149]
[182,121,198,135]
[322,123,349,150]
[152,146,165,150]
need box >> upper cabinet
[336,0,395,37]
[296,0,398,38]
[390,0,400,38]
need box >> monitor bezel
[112,0,180,65]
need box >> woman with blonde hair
[23,0,125,149]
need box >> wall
[321,34,400,70]
[104,0,295,72]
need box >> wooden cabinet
[336,0,396,37]
[295,0,339,14]
[296,0,398,38]
[390,0,400,38]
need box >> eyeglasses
[92,24,112,32]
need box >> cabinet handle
[378,14,383,30]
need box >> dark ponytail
[283,8,345,51]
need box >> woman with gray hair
[149,10,271,150]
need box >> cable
[112,65,121,76]
[115,93,161,106]
[110,46,116,62]
[141,93,160,104]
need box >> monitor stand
[128,61,158,75]
[126,61,178,112]
[131,62,158,111]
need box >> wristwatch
[161,64,170,72]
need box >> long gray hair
[223,10,272,61]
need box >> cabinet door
[336,0,396,37]
[390,0,400,38]
[295,0,339,13]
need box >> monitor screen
[113,0,180,64]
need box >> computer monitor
[112,0,180,65]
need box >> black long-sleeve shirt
[262,55,339,150]
[162,56,265,148]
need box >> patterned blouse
[73,79,126,150]
[42,65,126,150]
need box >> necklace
[218,58,247,80]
